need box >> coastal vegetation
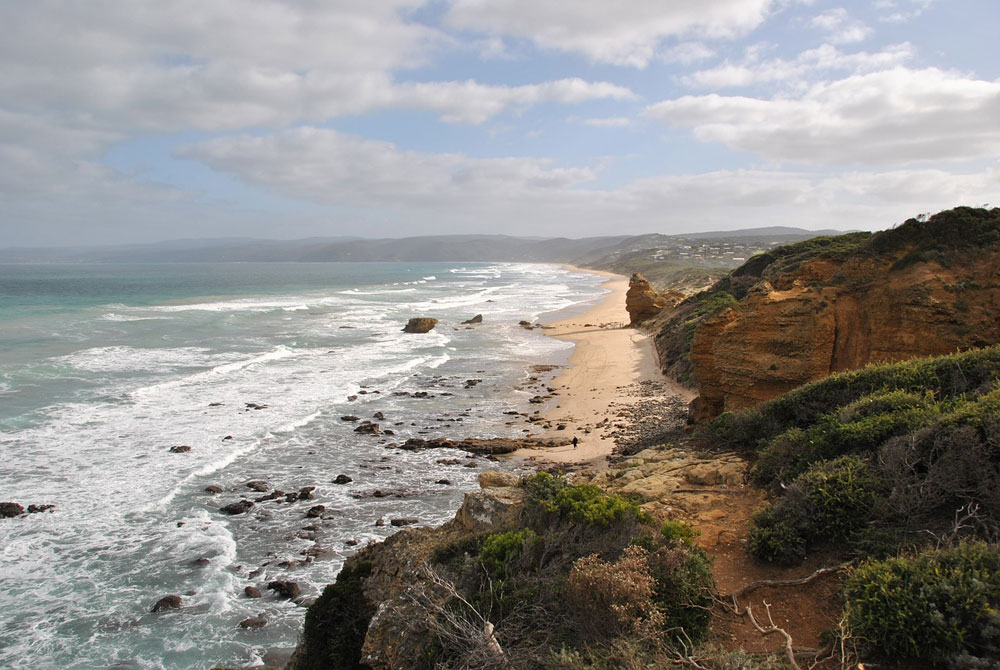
[701,347,1000,666]
[289,474,718,669]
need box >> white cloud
[683,42,914,88]
[582,117,633,128]
[809,8,872,44]
[0,1,632,133]
[876,0,938,23]
[177,128,599,208]
[659,42,717,65]
[176,126,1000,237]
[444,0,775,67]
[648,68,1000,165]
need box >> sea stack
[625,273,668,326]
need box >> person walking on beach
[572,436,578,449]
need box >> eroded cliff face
[690,247,1000,422]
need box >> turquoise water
[0,262,606,669]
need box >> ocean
[0,262,606,669]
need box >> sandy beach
[513,266,694,469]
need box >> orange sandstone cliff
[651,208,1000,422]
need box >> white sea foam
[0,261,608,669]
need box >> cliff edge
[646,207,1000,421]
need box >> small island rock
[402,318,438,334]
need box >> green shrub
[523,472,649,527]
[649,544,715,641]
[747,506,808,565]
[660,520,700,545]
[749,456,885,563]
[794,456,884,541]
[478,529,539,578]
[845,541,1000,662]
[707,346,1000,455]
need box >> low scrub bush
[844,541,1000,663]
[478,529,539,578]
[747,505,808,565]
[565,546,663,640]
[749,456,885,563]
[523,472,650,527]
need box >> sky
[2,0,999,246]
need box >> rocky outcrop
[286,483,524,670]
[1,502,25,518]
[685,208,1000,421]
[402,317,438,333]
[462,314,483,324]
[396,436,571,455]
[625,273,669,325]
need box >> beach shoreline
[510,265,694,469]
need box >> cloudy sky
[2,0,998,246]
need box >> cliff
[647,207,1000,422]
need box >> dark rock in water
[412,391,430,398]
[354,421,381,435]
[244,585,262,598]
[465,379,482,388]
[462,314,483,325]
[222,435,233,441]
[375,518,386,527]
[347,395,358,401]
[245,480,269,492]
[26,504,55,513]
[245,402,268,410]
[168,445,192,453]
[204,485,224,494]
[464,461,478,468]
[151,595,183,612]
[1,502,25,518]
[340,415,360,422]
[268,580,301,599]
[305,505,326,518]
[285,492,299,503]
[435,479,451,485]
[373,411,385,420]
[239,616,267,629]
[302,545,329,558]
[220,500,254,515]
[333,474,353,485]
[436,458,462,466]
[345,539,358,546]
[402,317,438,334]
[383,429,395,436]
[256,490,285,502]
[398,436,569,455]
[390,518,419,527]
[298,486,316,500]
[208,402,224,407]
[190,557,211,567]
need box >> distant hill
[0,227,842,264]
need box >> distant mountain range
[0,228,850,264]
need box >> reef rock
[461,314,483,325]
[402,318,438,333]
